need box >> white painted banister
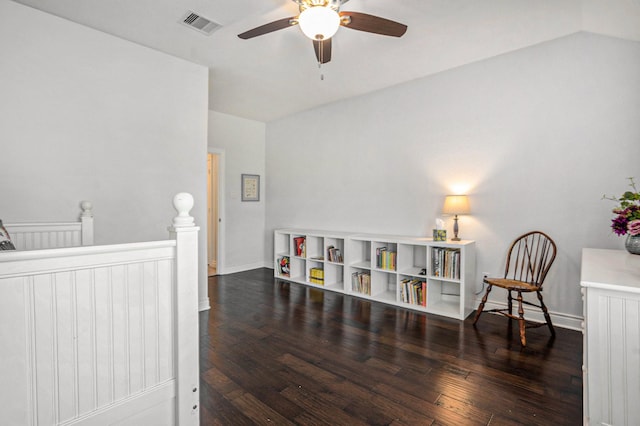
[80,200,94,245]
[5,201,94,250]
[169,192,200,425]
[0,194,200,425]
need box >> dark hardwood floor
[199,268,582,425]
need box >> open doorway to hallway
[207,152,219,276]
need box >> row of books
[352,271,371,295]
[293,236,306,257]
[400,278,427,306]
[432,248,461,279]
[376,247,397,271]
[327,246,343,263]
[309,267,324,285]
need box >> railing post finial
[80,201,93,218]
[172,193,195,227]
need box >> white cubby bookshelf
[274,229,476,320]
[274,229,350,294]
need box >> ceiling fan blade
[238,17,296,39]
[339,12,407,37]
[313,38,332,64]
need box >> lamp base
[451,215,461,241]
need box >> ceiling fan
[238,0,407,64]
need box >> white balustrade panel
[7,223,83,250]
[0,248,176,425]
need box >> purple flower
[606,178,640,236]
[612,215,629,236]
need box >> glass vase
[626,234,640,255]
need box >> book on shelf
[351,271,371,295]
[309,267,324,285]
[375,246,396,271]
[277,256,290,277]
[327,246,343,263]
[431,247,461,279]
[400,278,427,306]
[293,237,306,257]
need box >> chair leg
[516,291,526,346]
[508,290,513,315]
[537,291,555,337]
[473,284,493,325]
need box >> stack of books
[309,267,324,285]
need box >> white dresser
[581,248,640,426]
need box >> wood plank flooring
[199,268,582,425]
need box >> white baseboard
[477,299,583,331]
[198,297,211,312]
[59,380,175,426]
[218,260,271,275]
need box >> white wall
[0,0,210,309]
[209,111,267,273]
[265,32,640,325]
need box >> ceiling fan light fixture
[298,6,340,40]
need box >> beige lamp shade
[442,195,470,215]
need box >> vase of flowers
[604,177,640,255]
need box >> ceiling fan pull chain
[317,40,325,80]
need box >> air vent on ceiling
[181,11,221,35]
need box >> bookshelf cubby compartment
[324,263,344,291]
[289,257,305,282]
[398,244,427,277]
[348,238,371,269]
[350,268,371,295]
[275,232,290,259]
[427,278,462,318]
[371,270,397,303]
[292,235,306,258]
[274,230,476,320]
[399,276,427,309]
[276,255,291,278]
[307,236,324,261]
[373,241,398,271]
[325,237,344,264]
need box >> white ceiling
[12,0,640,122]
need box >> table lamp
[442,195,470,241]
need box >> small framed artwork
[241,174,260,201]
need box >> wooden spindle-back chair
[473,231,557,346]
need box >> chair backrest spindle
[503,231,556,288]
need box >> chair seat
[484,278,539,292]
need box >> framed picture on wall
[241,174,260,201]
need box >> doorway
[207,152,220,276]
